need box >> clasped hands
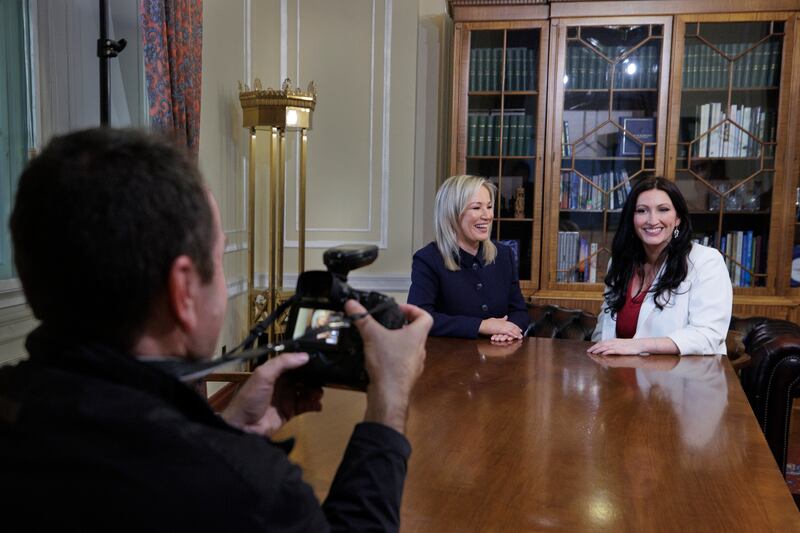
[479,315,523,343]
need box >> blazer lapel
[635,261,667,337]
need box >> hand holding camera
[347,299,432,434]
[223,245,432,436]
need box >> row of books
[682,41,781,89]
[560,170,631,210]
[692,103,774,158]
[469,47,537,92]
[467,112,535,157]
[693,231,764,287]
[556,232,598,283]
[565,43,660,90]
[555,230,763,286]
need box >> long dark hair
[603,176,693,318]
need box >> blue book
[498,239,520,274]
[741,231,751,286]
[792,244,800,287]
[620,117,656,157]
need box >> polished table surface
[273,337,800,531]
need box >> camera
[284,245,406,391]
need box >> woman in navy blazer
[588,176,732,356]
[407,175,529,340]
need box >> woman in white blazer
[588,176,733,356]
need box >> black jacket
[0,327,410,531]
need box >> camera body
[284,245,405,390]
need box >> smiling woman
[407,175,529,341]
[588,176,733,356]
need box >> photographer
[0,128,432,530]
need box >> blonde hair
[434,175,497,271]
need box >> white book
[589,242,598,283]
[726,104,738,157]
[568,232,579,282]
[708,102,723,157]
[699,103,710,157]
[740,106,752,157]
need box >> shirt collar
[458,242,485,269]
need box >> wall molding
[0,280,26,309]
[255,270,410,293]
[284,0,392,248]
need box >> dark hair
[603,176,693,317]
[10,127,214,349]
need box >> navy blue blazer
[407,241,529,338]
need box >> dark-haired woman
[587,176,732,356]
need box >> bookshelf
[667,13,798,318]
[452,20,550,291]
[546,20,670,289]
[449,2,800,321]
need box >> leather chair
[525,304,596,341]
[737,318,800,484]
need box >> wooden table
[273,337,800,531]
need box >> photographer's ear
[167,255,204,332]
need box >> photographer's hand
[346,299,432,435]
[221,352,323,437]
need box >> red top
[615,279,651,339]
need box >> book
[467,113,478,156]
[791,244,800,288]
[620,117,655,156]
[498,239,520,274]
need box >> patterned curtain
[140,0,203,153]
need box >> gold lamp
[239,78,316,336]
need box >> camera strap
[228,295,300,355]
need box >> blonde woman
[407,175,528,341]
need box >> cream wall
[200,0,450,350]
[0,0,450,364]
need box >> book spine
[577,46,587,90]
[502,116,510,156]
[477,114,487,156]
[486,113,495,156]
[504,47,512,91]
[469,48,477,91]
[468,113,477,156]
[769,40,779,87]
[494,114,502,157]
[528,48,536,90]
[735,230,743,287]
[525,114,534,156]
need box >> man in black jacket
[0,128,431,531]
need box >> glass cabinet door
[674,21,785,289]
[555,23,666,285]
[464,27,542,283]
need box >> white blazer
[592,243,733,355]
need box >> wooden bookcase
[448,1,800,321]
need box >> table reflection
[475,338,524,360]
[588,353,728,449]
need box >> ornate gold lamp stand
[239,78,316,340]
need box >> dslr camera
[284,245,405,391]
